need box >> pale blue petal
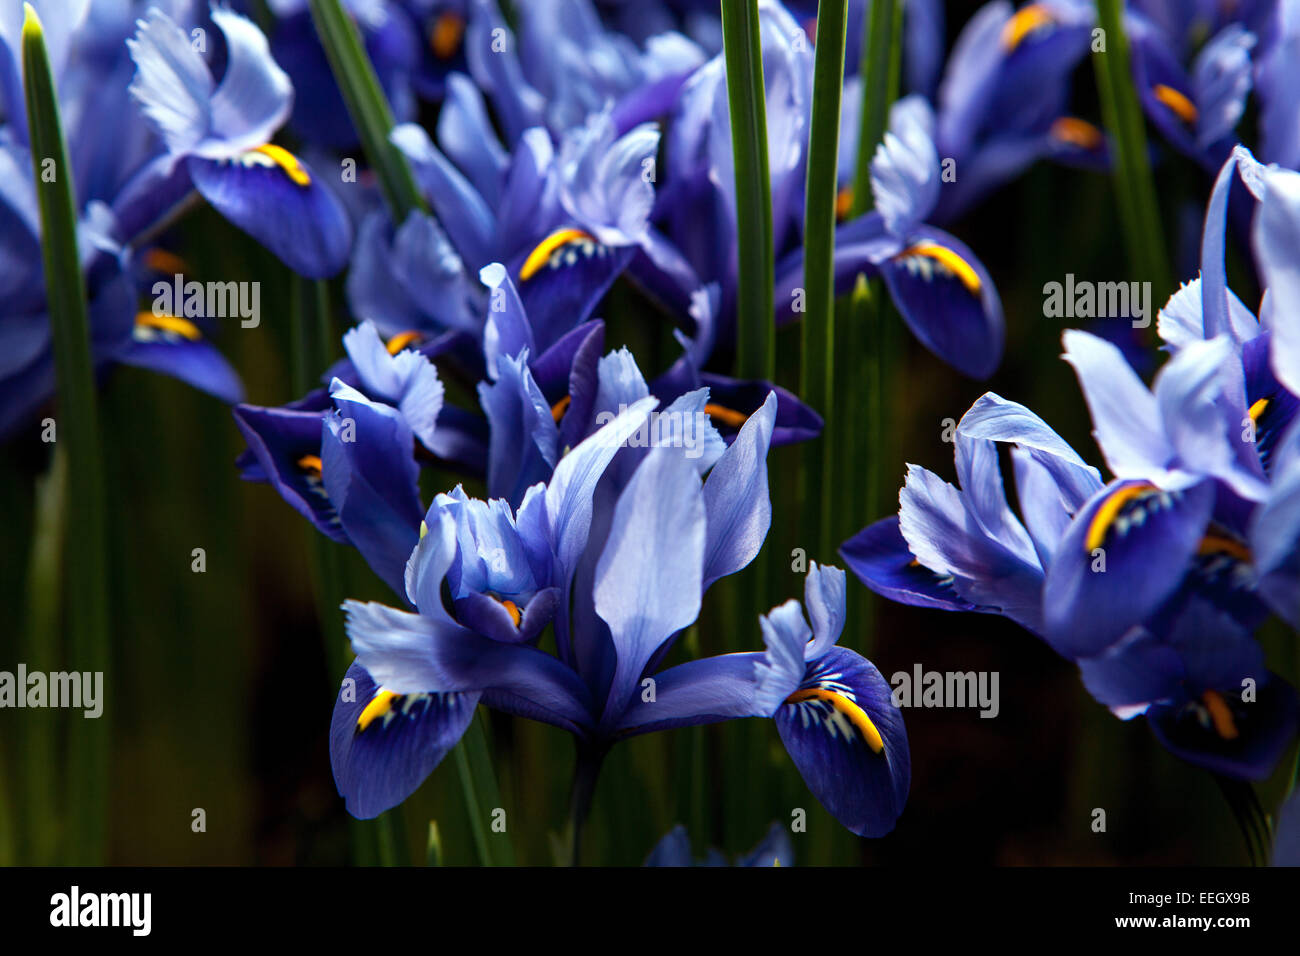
[596,445,706,719]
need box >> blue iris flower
[644,821,793,866]
[462,0,705,146]
[843,382,1298,780]
[777,93,1007,378]
[328,392,909,837]
[1159,144,1300,626]
[652,1,1004,378]
[1126,11,1257,171]
[842,137,1300,776]
[251,0,422,148]
[0,1,249,439]
[233,318,494,587]
[352,94,668,349]
[910,0,1100,222]
[475,265,818,500]
[125,3,353,277]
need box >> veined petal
[1253,164,1300,397]
[1062,329,1170,479]
[958,392,1102,564]
[342,321,446,453]
[479,351,558,507]
[201,6,294,157]
[841,517,982,613]
[803,563,846,661]
[512,228,634,353]
[232,403,343,542]
[323,382,424,597]
[596,445,706,720]
[464,0,545,143]
[954,431,1038,567]
[188,150,352,278]
[751,594,811,712]
[126,8,214,156]
[544,395,658,586]
[119,317,244,404]
[615,652,766,735]
[700,391,777,589]
[1042,478,1216,658]
[1154,334,1266,501]
[558,113,658,246]
[330,662,478,819]
[346,210,478,339]
[1192,25,1255,150]
[392,122,495,271]
[480,262,535,379]
[1148,673,1298,781]
[437,72,509,209]
[871,95,940,237]
[776,647,909,838]
[344,600,593,730]
[879,227,1004,379]
[898,464,1046,633]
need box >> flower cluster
[7,0,1300,866]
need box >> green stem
[722,0,775,381]
[1092,0,1171,295]
[1213,775,1270,866]
[565,743,607,867]
[19,445,66,864]
[801,0,849,563]
[23,5,110,865]
[307,0,427,221]
[850,0,902,217]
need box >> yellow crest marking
[1201,690,1239,740]
[134,311,202,341]
[500,599,522,628]
[1084,482,1156,552]
[1197,533,1252,563]
[835,187,855,221]
[1152,84,1198,124]
[143,248,189,275]
[386,330,423,355]
[520,228,595,281]
[1050,117,1103,151]
[704,403,750,429]
[356,690,401,732]
[297,454,324,476]
[785,687,885,753]
[250,143,311,187]
[895,242,983,295]
[430,11,465,60]
[551,395,572,423]
[1001,4,1054,50]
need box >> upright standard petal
[700,391,777,589]
[595,444,706,722]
